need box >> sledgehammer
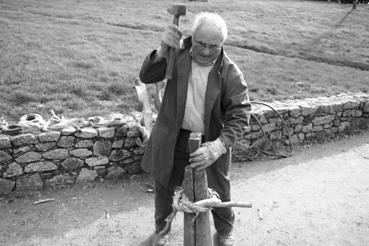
[165,4,186,80]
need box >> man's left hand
[189,146,216,171]
[189,138,227,170]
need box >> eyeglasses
[193,41,221,51]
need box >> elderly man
[139,12,251,246]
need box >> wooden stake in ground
[183,132,214,246]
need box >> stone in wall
[112,140,124,148]
[76,168,98,183]
[339,122,351,133]
[289,106,301,118]
[290,135,299,144]
[110,149,131,161]
[24,161,58,173]
[3,162,23,178]
[93,140,112,156]
[61,126,76,136]
[14,146,31,154]
[294,125,302,133]
[342,110,362,118]
[35,142,56,152]
[57,136,75,148]
[333,119,340,127]
[268,130,281,140]
[106,166,126,179]
[289,116,303,125]
[133,147,145,155]
[251,124,259,131]
[301,104,318,117]
[0,150,12,164]
[61,157,84,171]
[70,148,92,158]
[75,128,98,138]
[11,134,38,146]
[38,131,60,142]
[312,125,323,132]
[124,137,137,148]
[93,166,106,177]
[343,100,360,110]
[0,136,11,149]
[127,129,140,138]
[0,178,15,194]
[43,149,70,160]
[312,115,335,126]
[261,123,276,133]
[75,140,93,148]
[302,123,313,133]
[115,125,129,138]
[119,157,135,165]
[86,156,109,167]
[352,118,369,130]
[16,173,43,191]
[15,151,42,163]
[98,127,115,138]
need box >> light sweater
[182,61,226,157]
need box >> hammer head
[167,4,186,17]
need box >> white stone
[38,131,60,142]
[25,161,58,173]
[98,127,115,138]
[15,152,42,163]
[86,156,109,167]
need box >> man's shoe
[216,232,235,246]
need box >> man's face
[191,23,224,66]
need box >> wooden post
[183,132,213,246]
[194,169,213,245]
[183,166,195,246]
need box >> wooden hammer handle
[164,16,180,80]
[212,202,253,208]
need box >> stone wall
[234,93,369,160]
[1,93,369,194]
[0,118,145,194]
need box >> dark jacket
[139,37,251,186]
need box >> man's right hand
[156,25,181,60]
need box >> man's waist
[179,128,205,143]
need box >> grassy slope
[0,0,368,122]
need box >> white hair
[191,12,228,43]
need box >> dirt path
[1,132,369,246]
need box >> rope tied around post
[156,187,252,241]
[173,187,221,216]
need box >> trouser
[154,129,235,235]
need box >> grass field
[0,0,368,122]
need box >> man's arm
[139,50,167,84]
[139,25,181,84]
[219,64,251,149]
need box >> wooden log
[183,132,213,246]
[184,166,195,246]
[194,169,213,246]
